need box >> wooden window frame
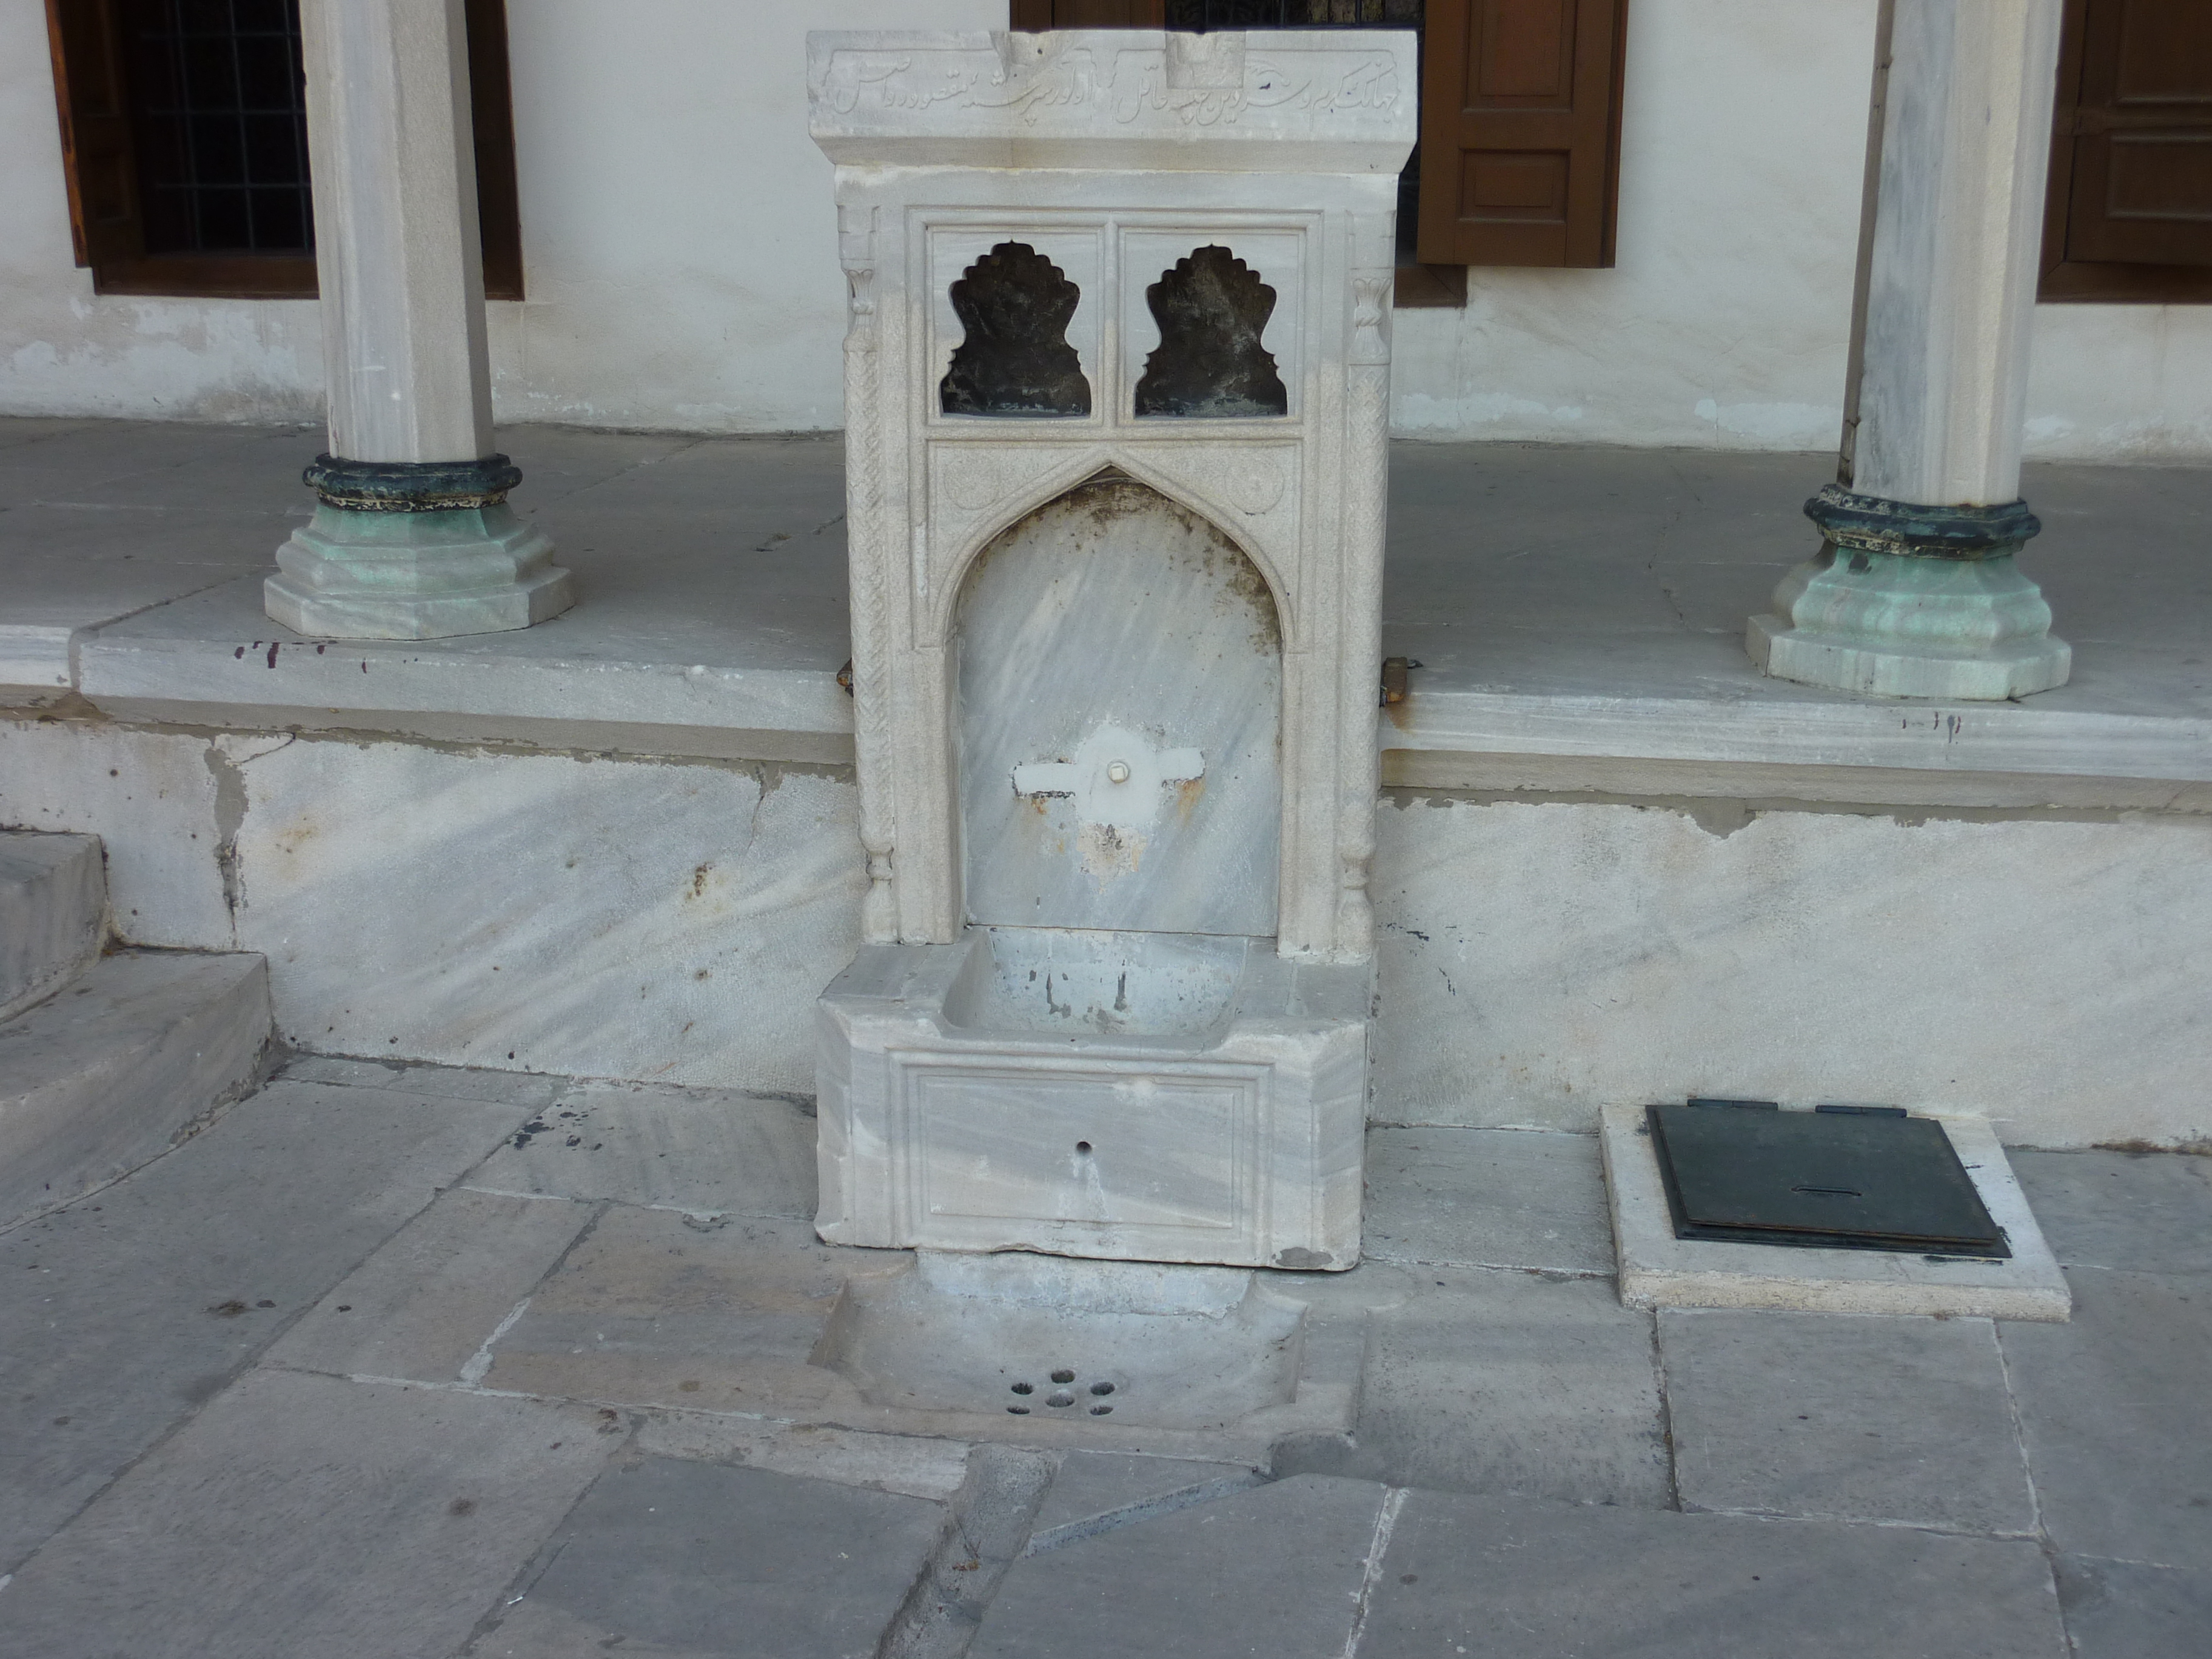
[2039,0,2212,304]
[44,0,525,301]
[1007,0,1471,306]
[1413,0,1629,271]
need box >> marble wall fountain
[808,28,1415,1280]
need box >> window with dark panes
[127,0,313,261]
[44,0,525,300]
[2041,0,2212,303]
[1009,2,1632,304]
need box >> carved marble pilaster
[837,204,899,942]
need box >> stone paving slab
[971,1474,1389,1659]
[464,1078,817,1217]
[469,1457,944,1659]
[0,1369,615,1659]
[1661,1308,2035,1533]
[1362,1488,2065,1659]
[2010,1149,2212,1275]
[0,947,270,1228]
[0,1078,528,1573]
[478,1208,895,1418]
[478,1205,1360,1461]
[0,420,308,511]
[1362,1126,1614,1275]
[631,1412,973,1501]
[2002,1267,2212,1570]
[265,1186,598,1383]
[1278,1265,1671,1508]
[2054,1553,2212,1659]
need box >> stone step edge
[0,831,108,1023]
[0,949,275,1232]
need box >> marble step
[0,831,106,1023]
[0,950,271,1230]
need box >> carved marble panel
[813,28,1410,960]
[1126,236,1302,419]
[928,230,1104,428]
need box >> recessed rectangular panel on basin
[903,1055,1258,1245]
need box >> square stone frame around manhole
[1600,1105,2071,1321]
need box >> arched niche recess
[953,472,1282,937]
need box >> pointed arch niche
[954,472,1283,938]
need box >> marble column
[1749,0,2068,700]
[266,0,572,640]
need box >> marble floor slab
[1661,1308,2036,1533]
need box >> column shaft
[305,0,494,463]
[1854,0,2055,507]
[267,0,572,641]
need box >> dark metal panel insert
[1647,1100,2011,1259]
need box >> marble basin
[814,927,1367,1269]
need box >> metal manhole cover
[1646,1100,2010,1258]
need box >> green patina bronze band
[1803,483,2040,560]
[304,452,524,512]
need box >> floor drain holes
[1089,1381,1114,1396]
[1090,1405,1112,1416]
[1007,1405,1030,1415]
[1075,1141,1093,1155]
[1048,1392,1076,1408]
[1010,1382,1033,1395]
[1051,1369,1076,1384]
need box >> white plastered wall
[1,0,2208,458]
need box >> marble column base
[1749,548,2070,700]
[265,502,575,640]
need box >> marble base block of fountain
[816,927,1368,1271]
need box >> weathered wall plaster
[2,0,2207,458]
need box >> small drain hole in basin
[1010,1369,1113,1416]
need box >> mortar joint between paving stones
[1988,1320,2050,1543]
[1341,1485,1407,1659]
[1022,1470,1270,1557]
[457,1415,642,1659]
[877,1444,1055,1659]
[1649,1312,1686,1512]
[1677,1503,2045,1542]
[1367,1252,1616,1282]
